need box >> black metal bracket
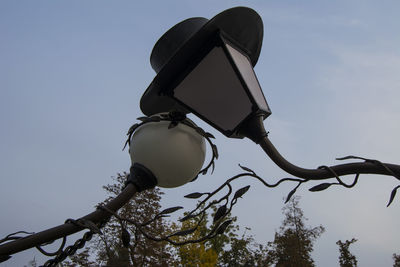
[236,113,269,144]
[126,163,158,192]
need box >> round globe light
[129,119,206,188]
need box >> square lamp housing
[162,32,271,138]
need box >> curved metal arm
[0,184,137,257]
[238,114,400,180]
[259,136,400,180]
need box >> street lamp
[140,6,400,179]
[140,7,271,138]
[1,6,400,266]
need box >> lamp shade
[129,119,206,188]
[140,7,270,138]
[171,33,271,137]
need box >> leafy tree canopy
[336,238,358,267]
[267,196,325,267]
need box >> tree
[65,173,176,266]
[172,205,236,267]
[63,247,95,267]
[336,238,358,267]
[218,230,271,267]
[267,196,325,267]
[175,217,218,267]
[393,253,400,267]
[172,204,268,267]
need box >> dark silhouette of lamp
[140,7,271,140]
[140,6,400,180]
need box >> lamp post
[1,6,400,266]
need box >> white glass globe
[129,119,206,188]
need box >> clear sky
[1,1,399,266]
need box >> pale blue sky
[1,1,400,266]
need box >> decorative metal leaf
[184,192,204,199]
[233,185,250,200]
[123,123,141,150]
[121,228,131,248]
[238,164,254,174]
[190,175,198,182]
[309,183,332,192]
[387,185,400,207]
[211,162,215,174]
[216,220,232,235]
[213,205,227,223]
[159,206,183,215]
[336,156,356,160]
[137,116,150,122]
[336,155,368,161]
[122,140,130,151]
[149,116,161,122]
[196,127,206,137]
[212,145,219,159]
[179,214,197,222]
[169,228,196,237]
[285,188,297,203]
[127,123,140,135]
[205,132,215,139]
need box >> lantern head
[140,7,271,138]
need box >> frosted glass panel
[225,43,270,113]
[174,46,252,132]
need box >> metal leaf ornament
[184,192,205,199]
[285,188,297,203]
[179,214,197,222]
[238,164,255,174]
[387,185,400,207]
[159,206,183,215]
[216,220,232,235]
[233,185,250,200]
[121,228,131,248]
[168,228,196,238]
[309,183,332,192]
[213,205,227,223]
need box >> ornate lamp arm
[260,136,400,180]
[239,114,400,180]
[0,184,137,259]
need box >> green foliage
[171,204,236,266]
[62,247,95,267]
[336,238,358,267]
[174,217,218,267]
[267,196,325,267]
[393,253,400,267]
[218,230,271,267]
[171,204,269,267]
